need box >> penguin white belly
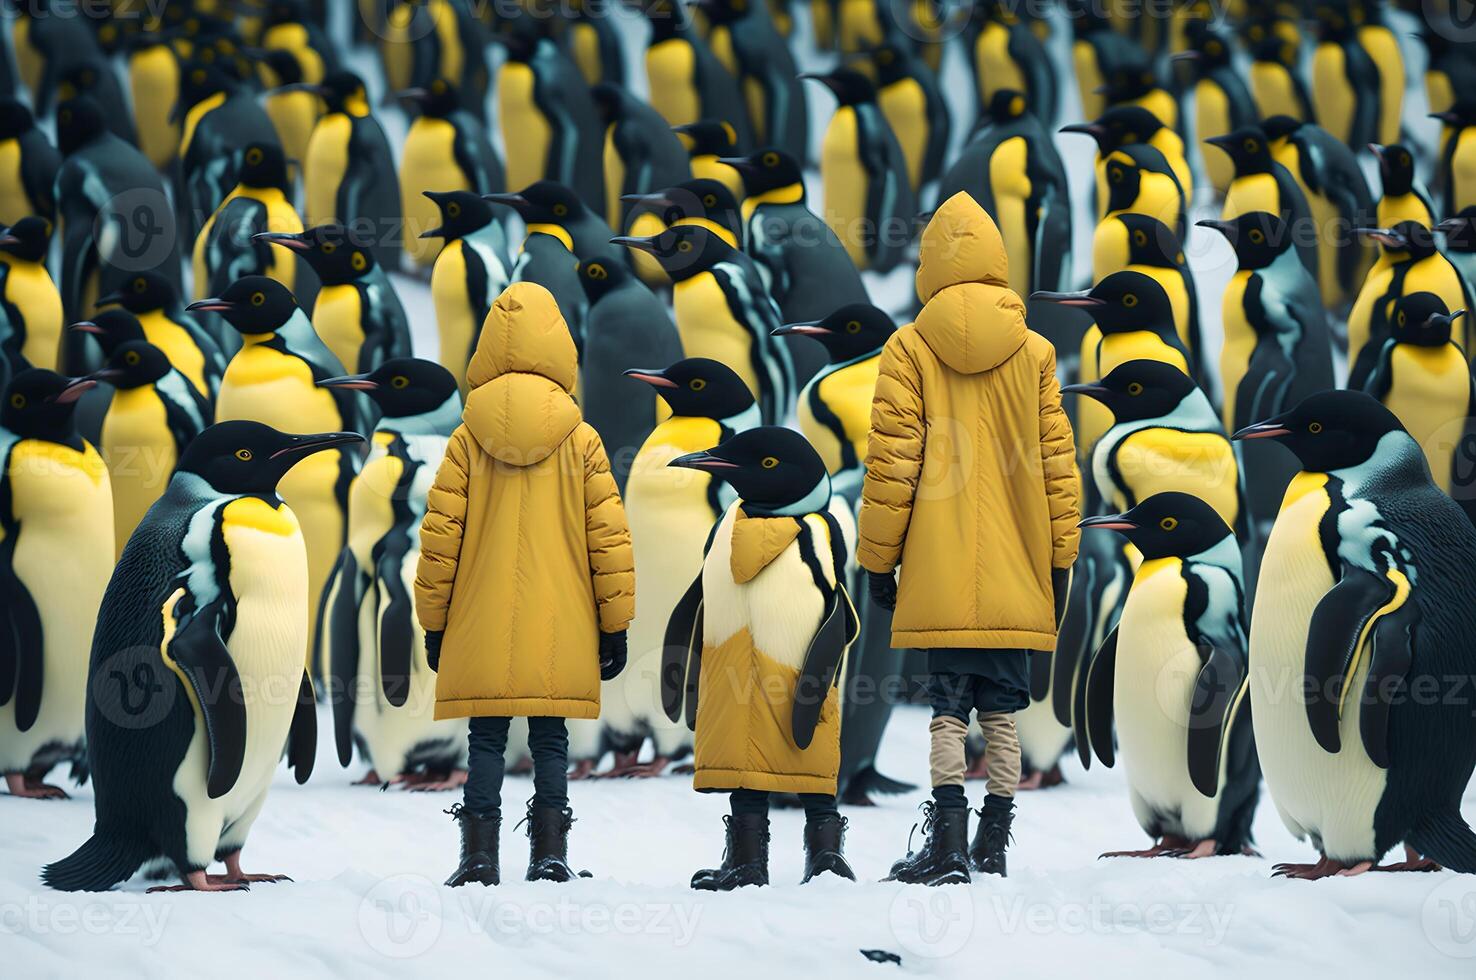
[1249,474,1387,860]
[0,444,112,773]
[172,503,308,866]
[1015,696,1070,773]
[1113,559,1221,840]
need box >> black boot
[801,814,856,883]
[444,804,499,887]
[524,805,581,882]
[970,803,1014,877]
[883,802,970,885]
[691,814,769,891]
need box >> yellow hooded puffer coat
[857,191,1081,651]
[416,282,635,720]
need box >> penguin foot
[1374,846,1441,873]
[148,871,249,893]
[222,852,291,884]
[404,770,469,792]
[1016,765,1065,791]
[1271,856,1355,879]
[4,773,68,799]
[1171,840,1219,860]
[1099,835,1192,859]
[671,763,696,775]
[353,770,384,786]
[623,757,672,778]
[567,759,597,781]
[593,751,644,778]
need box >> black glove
[868,570,898,611]
[1051,568,1071,627]
[599,630,628,680]
[424,630,444,672]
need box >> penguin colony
[0,0,1462,893]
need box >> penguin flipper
[1029,644,1052,703]
[376,545,414,709]
[166,602,247,800]
[325,548,364,768]
[1358,599,1417,769]
[1304,565,1401,756]
[286,669,316,785]
[1186,640,1247,798]
[660,573,704,723]
[0,545,43,729]
[1073,623,1117,770]
[791,584,858,751]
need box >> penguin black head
[690,0,752,27]
[1233,390,1405,473]
[69,308,147,355]
[174,61,235,121]
[187,276,301,334]
[260,48,305,88]
[590,82,636,123]
[623,357,755,420]
[255,224,376,285]
[490,20,546,63]
[177,421,363,496]
[0,217,53,263]
[670,426,829,515]
[236,142,290,192]
[717,147,803,196]
[1437,209,1476,252]
[55,96,107,155]
[1197,211,1292,270]
[1204,126,1273,176]
[1370,142,1418,196]
[88,340,173,390]
[1357,220,1438,260]
[1389,291,1465,347]
[981,89,1030,124]
[97,271,181,315]
[610,223,730,281]
[1061,359,1198,424]
[1032,270,1174,335]
[484,181,589,227]
[1061,106,1164,152]
[622,178,742,242]
[421,190,495,242]
[1430,105,1476,129]
[644,0,693,40]
[1260,114,1302,143]
[576,255,634,303]
[1113,213,1183,268]
[1099,148,1156,213]
[1172,19,1232,73]
[1099,64,1162,104]
[1079,491,1234,561]
[318,357,458,418]
[317,71,370,114]
[773,303,895,364]
[396,78,459,118]
[0,98,35,140]
[2,369,93,442]
[800,68,876,106]
[867,40,913,88]
[672,120,740,158]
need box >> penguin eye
[879,49,894,64]
[677,240,694,253]
[1109,168,1124,183]
[251,291,266,307]
[320,241,337,254]
[351,251,367,271]
[1397,311,1407,327]
[688,378,707,391]
[1159,517,1178,531]
[124,350,141,365]
[235,449,253,461]
[246,147,262,165]
[1122,293,1138,308]
[1127,381,1144,395]
[391,375,409,389]
[552,203,569,217]
[1009,96,1025,116]
[1309,422,1323,434]
[586,263,607,279]
[1132,230,1147,246]
[1123,131,1138,144]
[761,456,779,469]
[703,194,717,207]
[846,320,861,333]
[1243,138,1259,153]
[9,393,24,409]
[133,278,146,293]
[762,152,779,167]
[1249,229,1265,244]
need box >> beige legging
[929,712,1022,800]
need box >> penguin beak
[1436,217,1466,237]
[1202,134,1236,153]
[86,367,124,383]
[186,297,235,312]
[253,232,309,251]
[317,374,379,391]
[1168,50,1201,62]
[621,191,674,209]
[481,192,529,214]
[52,378,97,404]
[1354,226,1403,248]
[1030,289,1105,309]
[1195,218,1235,238]
[623,368,678,388]
[1430,111,1461,125]
[1058,122,1106,140]
[95,291,124,308]
[270,431,365,460]
[772,320,830,337]
[393,87,430,107]
[1439,309,1469,327]
[0,233,20,247]
[1078,514,1138,532]
[69,320,104,335]
[715,155,759,175]
[668,449,738,471]
[1368,142,1387,163]
[1231,418,1292,441]
[610,235,658,254]
[1059,382,1109,401]
[419,226,446,240]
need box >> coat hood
[912,192,1027,375]
[729,510,803,583]
[463,282,582,465]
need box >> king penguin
[303,71,402,273]
[1370,142,1435,264]
[174,62,282,246]
[193,142,306,303]
[1432,104,1476,219]
[1209,125,1320,283]
[1061,104,1193,221]
[1088,146,1188,278]
[0,217,62,374]
[673,120,746,199]
[258,50,323,188]
[0,369,112,798]
[42,421,360,891]
[1439,210,1476,315]
[965,0,1056,129]
[423,191,511,397]
[124,30,183,173]
[96,273,228,399]
[1172,19,1257,198]
[485,180,630,272]
[0,98,58,226]
[1244,19,1313,124]
[1309,1,1401,150]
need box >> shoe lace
[444,803,465,821]
[904,801,937,855]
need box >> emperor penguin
[0,99,59,225]
[1061,104,1193,222]
[174,63,282,246]
[1432,104,1476,218]
[0,217,62,373]
[258,50,323,186]
[1089,213,1203,388]
[964,0,1056,129]
[1361,292,1476,524]
[193,142,306,303]
[0,370,112,798]
[1172,20,1257,198]
[1208,126,1320,283]
[1244,21,1313,124]
[1234,391,1476,877]
[1088,146,1188,277]
[260,0,339,85]
[193,276,364,670]
[422,191,511,397]
[303,71,401,272]
[485,180,629,272]
[576,256,685,491]
[803,68,915,274]
[863,36,949,196]
[673,120,746,199]
[1309,1,1401,150]
[641,0,754,150]
[613,223,795,424]
[256,225,412,375]
[591,83,693,236]
[1076,492,1259,858]
[96,273,228,399]
[602,358,759,776]
[395,79,505,267]
[1370,142,1435,258]
[42,421,361,891]
[1198,211,1334,535]
[319,359,470,789]
[88,340,213,557]
[690,0,808,163]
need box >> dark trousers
[730,788,839,820]
[464,716,569,817]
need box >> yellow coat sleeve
[1037,344,1081,570]
[414,426,472,633]
[857,334,925,574]
[582,427,635,633]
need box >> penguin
[592,82,693,235]
[1432,104,1476,219]
[258,49,322,187]
[193,142,306,303]
[1172,20,1257,198]
[88,340,213,557]
[1417,21,1476,121]
[35,28,135,146]
[256,225,412,376]
[174,63,283,246]
[53,96,182,324]
[41,421,359,891]
[0,217,62,374]
[1439,209,1476,314]
[1309,3,1396,151]
[673,120,746,199]
[261,0,339,85]
[0,369,111,798]
[493,26,605,215]
[1262,115,1376,312]
[1348,222,1469,388]
[1088,145,1188,279]
[1097,62,1179,136]
[1244,22,1313,124]
[1076,492,1259,858]
[613,223,795,424]
[1066,0,1143,123]
[833,0,885,54]
[693,0,808,162]
[940,91,1072,315]
[318,358,470,789]
[577,256,685,490]
[124,30,183,173]
[303,71,402,273]
[720,148,869,373]
[863,36,949,195]
[1197,211,1334,534]
[0,99,59,226]
[803,68,916,274]
[1233,391,1476,877]
[1209,125,1320,283]
[642,0,754,150]
[396,79,505,266]
[965,0,1056,128]
[1370,142,1435,241]
[485,180,629,272]
[559,0,625,88]
[510,227,588,353]
[1361,292,1476,523]
[422,191,511,397]
[193,276,363,669]
[96,274,228,399]
[1061,104,1193,221]
[381,0,487,111]
[625,177,745,249]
